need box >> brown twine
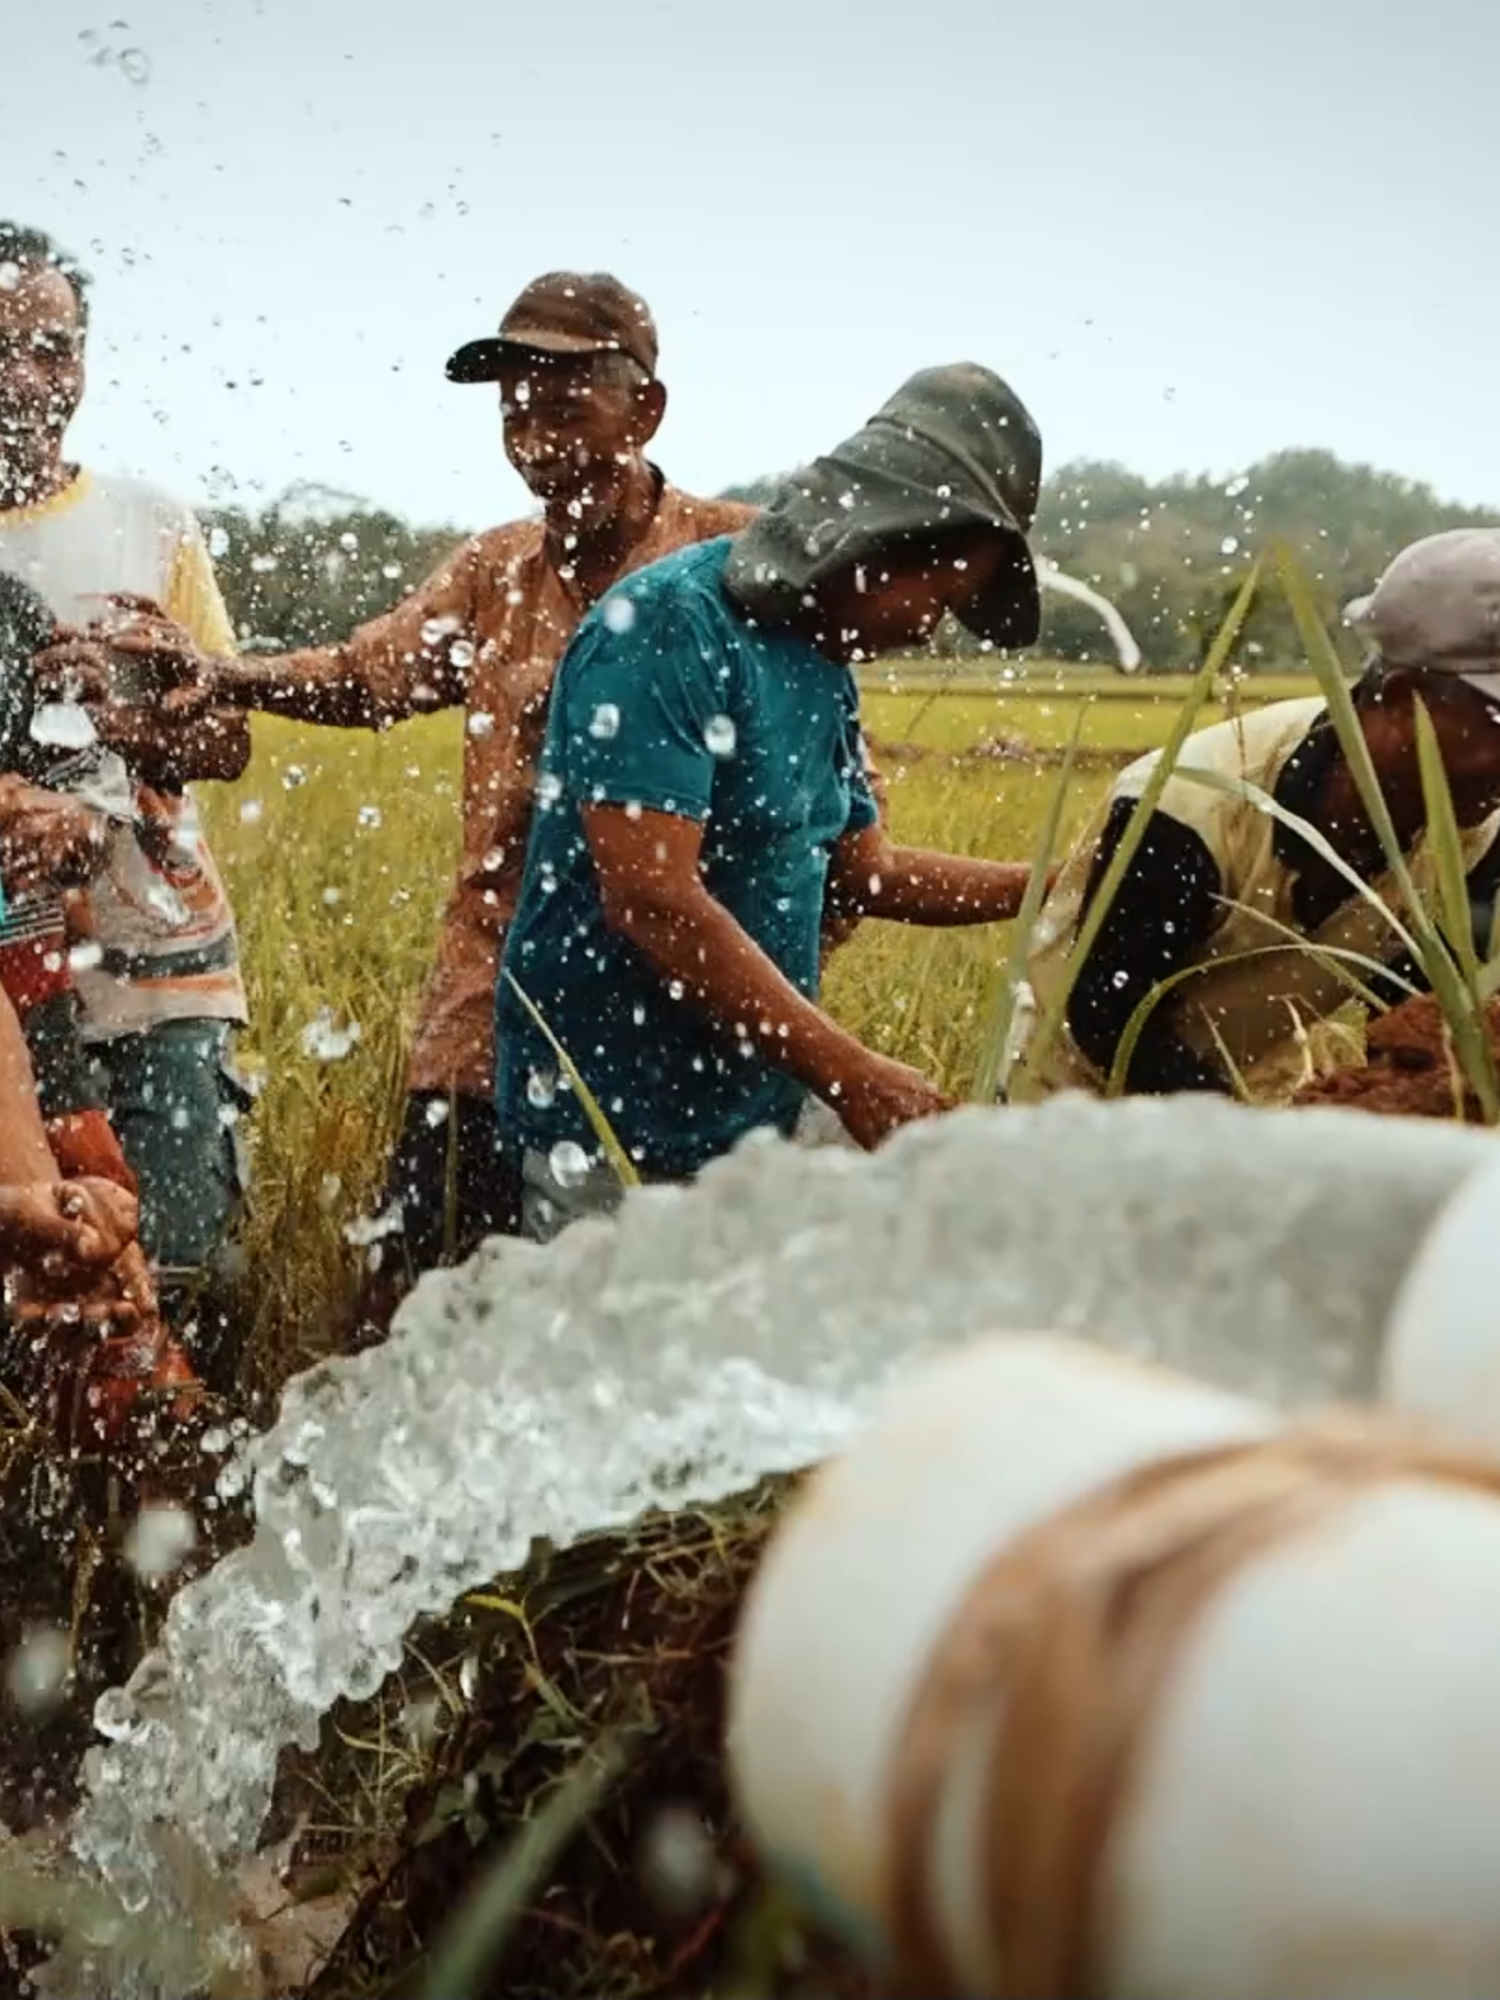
[882,1409,1500,2000]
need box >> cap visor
[1459,667,1500,703]
[445,338,507,384]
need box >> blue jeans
[86,1020,251,1279]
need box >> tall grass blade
[1014,555,1264,1097]
[1170,767,1425,961]
[970,704,1085,1104]
[1413,698,1482,983]
[417,1734,629,2000]
[503,973,641,1188]
[1103,935,1414,1098]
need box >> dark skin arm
[581,803,952,1150]
[825,821,1033,928]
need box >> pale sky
[7,0,1498,532]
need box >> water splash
[63,1097,1489,1988]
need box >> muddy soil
[1292,992,1500,1122]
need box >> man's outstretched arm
[825,819,1034,928]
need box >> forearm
[610,887,874,1103]
[851,848,1033,927]
[0,994,54,1184]
[207,649,392,729]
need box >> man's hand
[34,593,215,705]
[0,1178,140,1287]
[827,1052,953,1151]
[0,776,109,890]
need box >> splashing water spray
[52,1096,1498,1992]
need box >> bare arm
[826,820,1033,929]
[97,537,488,731]
[582,803,950,1148]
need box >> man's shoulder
[79,469,199,534]
[464,516,544,566]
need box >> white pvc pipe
[1381,1150,1500,1453]
[728,1333,1500,1999]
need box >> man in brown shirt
[165,272,755,1302]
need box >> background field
[200,667,1316,1387]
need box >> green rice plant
[968,704,1084,1104]
[503,973,642,1189]
[1002,556,1265,1101]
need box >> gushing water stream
[58,1097,1493,1992]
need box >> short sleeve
[165,514,239,657]
[845,726,880,834]
[559,590,727,822]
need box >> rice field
[200,668,1315,1387]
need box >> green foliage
[209,449,1497,673]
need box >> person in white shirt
[0,220,252,1360]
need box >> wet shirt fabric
[269,473,755,1099]
[496,536,879,1180]
[0,469,245,1041]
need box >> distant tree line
[209,452,1499,672]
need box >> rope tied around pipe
[883,1410,1500,2000]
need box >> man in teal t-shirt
[497,361,1046,1238]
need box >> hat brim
[965,537,1043,651]
[445,327,621,383]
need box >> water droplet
[30,702,97,751]
[602,594,637,635]
[536,771,563,806]
[631,1002,647,1026]
[118,46,151,84]
[1220,535,1240,556]
[668,979,685,1001]
[339,530,359,553]
[420,616,460,647]
[299,1007,362,1062]
[357,804,382,830]
[250,552,278,575]
[526,1070,557,1110]
[638,1805,717,1918]
[344,1201,403,1247]
[467,710,494,738]
[548,1140,591,1189]
[239,797,264,824]
[124,1504,197,1582]
[1111,969,1129,990]
[207,525,231,559]
[704,714,736,758]
[589,702,621,741]
[67,940,104,973]
[381,562,402,580]
[282,764,307,790]
[0,262,20,294]
[6,1627,71,1716]
[424,1099,450,1129]
[449,638,476,670]
[624,800,643,821]
[319,1173,343,1209]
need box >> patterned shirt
[0,469,245,1041]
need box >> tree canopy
[209,452,1499,671]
